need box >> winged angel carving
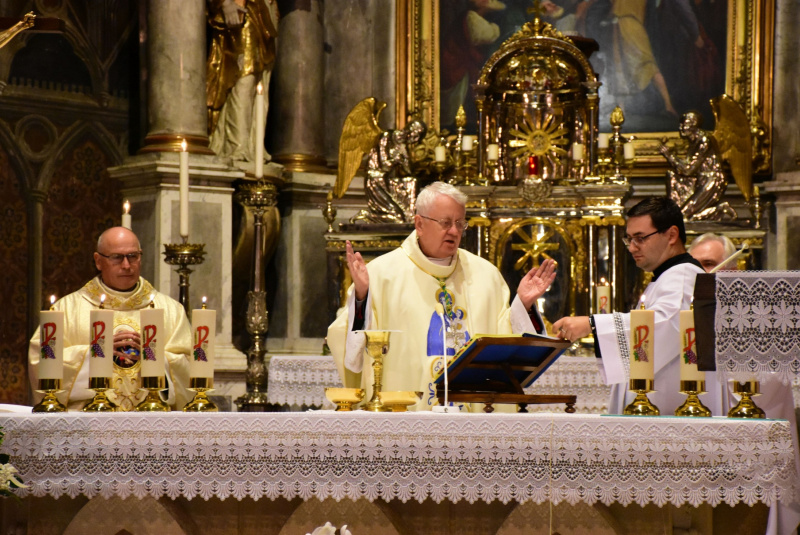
[334,98,427,223]
[659,95,752,221]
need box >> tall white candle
[461,135,473,151]
[179,140,189,239]
[140,307,165,378]
[39,296,64,381]
[624,142,635,161]
[679,309,705,382]
[89,308,115,379]
[572,142,584,161]
[121,200,131,229]
[191,299,216,379]
[255,82,265,179]
[629,297,654,381]
[597,133,609,149]
[487,143,499,161]
[595,278,611,314]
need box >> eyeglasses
[97,251,142,264]
[419,215,468,233]
[622,229,662,247]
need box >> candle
[255,82,265,179]
[139,307,165,378]
[487,143,499,161]
[623,142,635,161]
[595,278,611,314]
[461,135,473,151]
[179,139,189,239]
[679,308,704,382]
[597,133,609,149]
[39,295,64,381]
[629,296,654,381]
[191,297,216,379]
[121,200,131,229]
[434,145,446,162]
[528,155,539,176]
[89,305,115,379]
[572,142,584,161]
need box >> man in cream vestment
[327,182,556,410]
[29,227,192,411]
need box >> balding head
[94,227,142,291]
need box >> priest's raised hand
[345,240,369,301]
[517,258,557,310]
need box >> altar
[0,411,796,534]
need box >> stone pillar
[268,0,326,170]
[140,0,212,154]
[26,191,45,336]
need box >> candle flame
[123,200,130,214]
[257,82,263,94]
[49,294,56,310]
[639,294,646,309]
[600,277,607,285]
[202,296,207,310]
[181,139,187,152]
[100,294,106,309]
[149,293,155,308]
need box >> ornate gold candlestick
[183,377,218,412]
[623,378,659,416]
[32,378,67,413]
[82,377,116,412]
[135,376,170,412]
[235,180,278,411]
[728,380,765,418]
[675,380,711,417]
[360,330,393,412]
[163,241,206,314]
[322,190,337,233]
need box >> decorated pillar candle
[39,296,64,381]
[89,300,114,379]
[191,299,216,378]
[629,298,654,381]
[140,307,165,378]
[679,308,705,382]
[595,278,611,314]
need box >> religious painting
[398,0,774,174]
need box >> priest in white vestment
[29,227,192,411]
[327,182,556,410]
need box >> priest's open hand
[345,240,369,301]
[517,258,557,310]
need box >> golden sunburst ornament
[509,113,569,158]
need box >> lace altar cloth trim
[524,357,610,413]
[268,355,342,407]
[0,413,795,507]
[715,272,800,383]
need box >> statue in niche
[207,0,278,162]
[334,97,428,223]
[659,96,752,221]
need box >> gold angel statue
[334,97,427,223]
[659,95,752,221]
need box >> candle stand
[675,380,711,417]
[32,378,67,413]
[163,242,206,315]
[728,380,765,418]
[82,377,116,412]
[135,376,170,412]
[623,378,659,416]
[235,180,278,412]
[183,377,218,412]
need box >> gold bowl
[325,387,365,411]
[378,391,423,412]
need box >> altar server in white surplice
[327,182,556,410]
[553,197,725,416]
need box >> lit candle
[572,142,584,161]
[597,133,609,149]
[121,200,131,229]
[191,296,216,379]
[140,302,164,379]
[434,145,446,163]
[461,135,473,151]
[623,142,635,161]
[487,143,499,161]
[89,295,114,379]
[629,295,654,381]
[679,306,704,382]
[179,139,189,239]
[255,82,265,179]
[39,295,64,381]
[528,155,539,177]
[595,277,611,314]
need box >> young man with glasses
[327,181,557,411]
[553,197,725,416]
[29,227,192,411]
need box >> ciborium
[135,376,170,412]
[728,380,765,418]
[82,376,116,412]
[325,387,365,411]
[357,330,394,412]
[675,380,711,417]
[623,378,659,416]
[183,377,218,412]
[32,378,67,413]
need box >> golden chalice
[357,330,396,412]
[325,387,365,411]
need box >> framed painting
[397,0,774,176]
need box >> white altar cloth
[0,412,796,508]
[267,355,341,407]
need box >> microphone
[435,303,449,411]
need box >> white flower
[0,462,27,493]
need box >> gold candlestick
[361,330,393,412]
[183,377,218,412]
[32,378,67,413]
[134,376,170,412]
[623,378,659,416]
[163,242,207,315]
[82,377,116,412]
[675,380,711,417]
[728,380,765,418]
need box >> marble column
[268,0,326,170]
[25,190,46,336]
[140,0,212,154]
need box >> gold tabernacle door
[433,334,575,413]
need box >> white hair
[688,233,737,268]
[415,182,467,214]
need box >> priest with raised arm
[327,182,556,410]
